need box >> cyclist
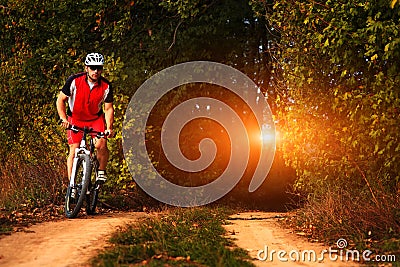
[56,52,114,184]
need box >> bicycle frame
[69,127,94,190]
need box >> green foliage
[251,0,400,242]
[0,0,132,209]
[252,0,400,192]
[1,0,279,210]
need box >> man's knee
[69,144,79,157]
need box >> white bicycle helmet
[85,53,104,66]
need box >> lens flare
[122,61,276,207]
[261,129,279,144]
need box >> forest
[1,0,399,255]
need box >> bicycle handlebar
[58,120,109,138]
[69,125,109,139]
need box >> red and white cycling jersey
[61,72,113,121]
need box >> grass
[287,186,400,266]
[0,150,66,211]
[0,150,66,237]
[92,206,254,267]
[0,217,13,235]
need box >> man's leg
[68,143,80,179]
[95,138,109,181]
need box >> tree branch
[347,155,380,207]
[167,20,183,51]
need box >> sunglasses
[88,65,103,71]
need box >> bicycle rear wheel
[65,154,91,218]
[86,160,100,215]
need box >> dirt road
[224,212,360,266]
[0,211,360,267]
[0,212,147,267]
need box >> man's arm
[104,102,114,136]
[56,91,69,128]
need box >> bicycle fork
[69,148,88,196]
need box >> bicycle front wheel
[65,154,91,218]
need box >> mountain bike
[64,124,108,218]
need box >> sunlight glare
[260,130,278,144]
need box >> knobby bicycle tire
[86,184,100,215]
[86,159,100,215]
[65,154,91,218]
